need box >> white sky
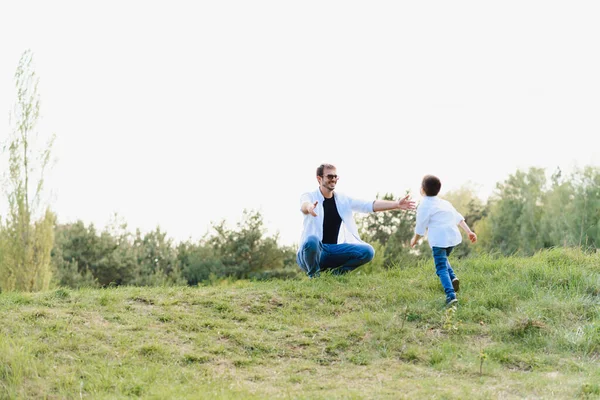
[1,1,599,247]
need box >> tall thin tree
[0,49,56,292]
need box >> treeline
[2,165,600,291]
[45,164,600,289]
[50,210,299,289]
[475,166,600,255]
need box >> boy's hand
[410,236,418,248]
[468,232,477,243]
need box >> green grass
[1,247,599,399]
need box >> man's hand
[302,201,318,216]
[397,195,416,211]
[373,196,417,212]
[308,201,318,216]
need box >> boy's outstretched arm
[458,220,477,243]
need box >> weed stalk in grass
[442,306,458,332]
[479,344,488,376]
[401,305,408,330]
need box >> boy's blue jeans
[432,246,457,302]
[297,235,375,278]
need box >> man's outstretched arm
[373,195,416,212]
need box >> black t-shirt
[322,195,342,244]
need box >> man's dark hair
[317,163,336,177]
[422,174,442,196]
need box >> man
[297,163,416,278]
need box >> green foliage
[201,209,293,280]
[51,220,137,287]
[0,49,55,292]
[51,209,295,288]
[568,166,600,248]
[177,241,224,285]
[132,227,186,286]
[479,168,547,256]
[52,221,99,288]
[540,167,580,248]
[476,166,600,256]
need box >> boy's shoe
[446,298,458,308]
[452,278,460,293]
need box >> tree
[540,167,578,248]
[477,168,547,256]
[0,49,56,292]
[132,226,185,286]
[51,219,139,287]
[179,209,290,281]
[178,241,225,285]
[565,166,600,249]
[208,209,286,277]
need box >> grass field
[1,247,599,399]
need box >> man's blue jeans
[297,235,375,278]
[432,246,457,302]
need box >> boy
[410,175,477,307]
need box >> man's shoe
[446,298,458,308]
[452,278,460,293]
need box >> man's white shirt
[298,189,373,253]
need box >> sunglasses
[323,174,339,180]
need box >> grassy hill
[1,248,599,399]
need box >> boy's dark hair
[422,175,441,196]
[317,163,336,177]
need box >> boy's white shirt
[298,188,373,253]
[415,196,465,248]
